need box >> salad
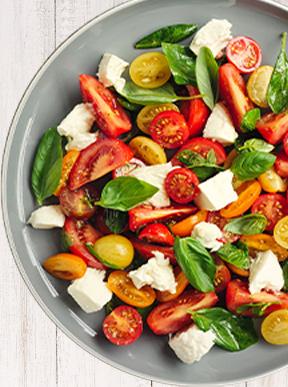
[28,19,288,364]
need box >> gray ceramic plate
[2,0,288,384]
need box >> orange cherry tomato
[107,271,156,308]
[171,210,208,237]
[220,180,261,218]
[214,258,231,292]
[240,234,288,262]
[227,263,249,277]
[156,268,189,302]
[54,149,79,196]
[43,253,87,280]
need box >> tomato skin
[138,223,174,246]
[149,111,189,149]
[207,211,239,243]
[275,152,288,178]
[79,74,131,137]
[147,290,218,335]
[112,157,145,179]
[214,258,231,293]
[59,185,98,220]
[226,36,262,74]
[283,131,288,156]
[68,138,133,190]
[180,86,210,137]
[130,237,176,264]
[164,168,199,204]
[103,305,143,346]
[54,149,80,196]
[256,111,288,145]
[226,279,288,317]
[43,253,87,280]
[171,210,208,237]
[261,310,288,345]
[219,63,254,129]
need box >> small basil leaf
[231,151,276,181]
[190,307,258,351]
[236,302,279,317]
[95,176,159,211]
[217,242,250,270]
[31,128,63,205]
[117,97,140,111]
[224,214,267,235]
[174,236,216,292]
[283,261,288,292]
[195,46,219,109]
[104,209,128,234]
[135,24,198,49]
[241,108,261,132]
[237,138,274,153]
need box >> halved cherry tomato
[227,263,249,277]
[112,157,145,179]
[138,223,174,246]
[103,305,143,346]
[136,103,179,134]
[63,217,104,269]
[240,234,288,262]
[129,136,167,165]
[256,111,288,145]
[92,208,112,235]
[261,310,288,345]
[275,152,288,178]
[258,168,288,193]
[130,237,176,264]
[214,258,231,293]
[156,267,189,302]
[226,36,262,74]
[149,111,189,149]
[68,138,133,190]
[219,63,254,129]
[54,149,79,196]
[251,194,288,231]
[43,253,87,280]
[79,74,131,137]
[274,216,288,249]
[224,149,238,169]
[107,271,156,308]
[128,205,196,232]
[207,211,239,243]
[171,210,208,237]
[59,185,98,219]
[226,279,288,317]
[164,168,199,204]
[147,290,218,335]
[247,65,273,108]
[220,180,261,218]
[180,85,210,137]
[283,131,288,156]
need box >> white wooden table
[1,1,288,386]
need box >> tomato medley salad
[28,19,288,364]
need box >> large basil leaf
[174,236,216,292]
[95,176,158,211]
[195,47,219,110]
[267,32,288,114]
[162,43,196,85]
[104,209,128,234]
[231,151,276,181]
[236,138,274,153]
[283,261,288,292]
[31,128,63,205]
[224,214,267,235]
[135,24,198,49]
[190,307,258,351]
[241,108,261,132]
[217,242,250,270]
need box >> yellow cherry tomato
[258,168,288,193]
[136,103,179,134]
[241,234,288,262]
[43,253,87,280]
[129,136,167,165]
[247,65,274,108]
[92,235,134,269]
[129,52,171,89]
[274,216,288,249]
[261,310,288,345]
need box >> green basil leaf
[224,214,267,235]
[135,24,198,49]
[241,108,261,132]
[236,302,279,316]
[267,32,288,114]
[190,307,258,351]
[31,128,63,205]
[162,43,196,85]
[95,176,159,211]
[174,236,216,292]
[217,242,250,270]
[237,138,274,153]
[104,209,128,234]
[195,46,219,110]
[117,97,140,111]
[231,151,276,181]
[283,261,288,292]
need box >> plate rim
[2,0,288,385]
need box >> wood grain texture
[0,0,288,386]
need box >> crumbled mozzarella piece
[28,205,65,229]
[192,221,223,252]
[97,53,129,88]
[65,132,99,151]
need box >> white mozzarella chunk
[97,53,129,88]
[68,268,112,313]
[192,221,223,252]
[28,205,65,229]
[65,132,99,151]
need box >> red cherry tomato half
[275,152,288,178]
[226,36,262,74]
[59,185,98,220]
[214,258,231,293]
[251,193,288,231]
[112,157,145,179]
[283,131,288,157]
[256,111,288,145]
[180,85,210,137]
[138,223,174,246]
[164,168,199,204]
[207,211,239,243]
[149,110,190,149]
[103,305,143,346]
[130,237,177,264]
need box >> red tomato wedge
[130,237,176,264]
[128,205,196,232]
[283,131,288,156]
[79,74,131,138]
[226,279,288,318]
[251,193,288,231]
[164,168,199,204]
[214,258,231,293]
[138,223,174,246]
[226,36,262,74]
[275,152,288,178]
[180,85,210,137]
[147,290,218,335]
[59,184,98,219]
[207,211,239,243]
[149,110,189,149]
[256,111,288,145]
[63,217,104,269]
[103,305,143,346]
[112,157,145,179]
[68,138,133,190]
[219,63,254,129]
